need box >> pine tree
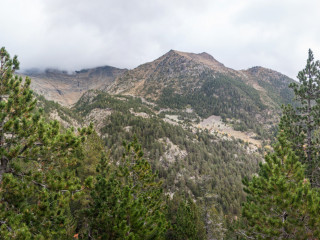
[85,138,167,239]
[0,47,92,239]
[0,46,31,177]
[165,194,206,240]
[280,49,320,186]
[240,132,320,239]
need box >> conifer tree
[240,132,320,239]
[85,139,167,239]
[165,194,206,240]
[280,49,320,186]
[0,47,92,239]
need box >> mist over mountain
[22,65,127,106]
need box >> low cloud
[1,0,320,79]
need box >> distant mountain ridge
[107,50,293,102]
[98,50,293,136]
[23,65,127,106]
[24,50,295,136]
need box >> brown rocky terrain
[107,50,294,104]
[24,50,294,113]
[23,66,126,106]
[25,50,295,144]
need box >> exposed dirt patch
[197,115,261,147]
[129,108,150,118]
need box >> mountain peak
[161,50,226,71]
[245,66,289,79]
[198,51,215,60]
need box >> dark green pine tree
[165,194,206,240]
[240,132,320,239]
[85,138,167,240]
[0,47,92,239]
[280,49,320,187]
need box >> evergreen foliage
[0,47,92,239]
[84,139,167,239]
[240,132,320,239]
[280,49,320,186]
[166,195,206,240]
[73,91,261,217]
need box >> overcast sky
[1,0,320,79]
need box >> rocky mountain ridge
[27,50,295,144]
[24,50,294,109]
[106,50,293,101]
[22,65,126,106]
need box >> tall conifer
[240,132,320,239]
[0,47,92,239]
[280,49,320,186]
[85,139,167,239]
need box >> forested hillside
[73,91,261,216]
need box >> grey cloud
[1,0,320,79]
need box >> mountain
[25,50,296,217]
[105,50,237,96]
[22,65,127,106]
[25,49,296,144]
[107,50,293,102]
[104,50,294,138]
[24,51,295,128]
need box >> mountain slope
[26,50,296,141]
[105,50,295,137]
[23,66,127,106]
[29,50,297,218]
[72,90,261,215]
[242,66,295,107]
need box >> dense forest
[1,46,320,239]
[73,91,261,217]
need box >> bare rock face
[23,66,127,106]
[106,50,237,98]
[106,50,294,104]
